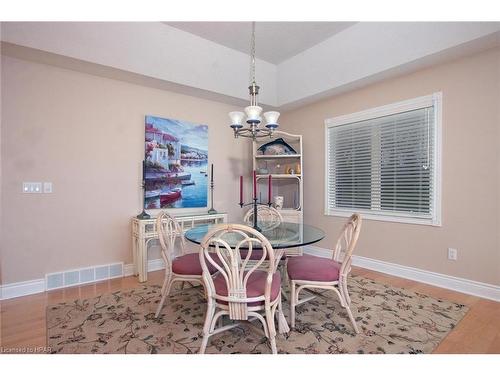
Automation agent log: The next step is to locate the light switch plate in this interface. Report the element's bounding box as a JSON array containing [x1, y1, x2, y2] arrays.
[[23, 182, 42, 193], [448, 248, 458, 261], [43, 182, 53, 193]]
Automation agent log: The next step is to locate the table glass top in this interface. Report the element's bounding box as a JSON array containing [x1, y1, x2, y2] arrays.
[[184, 222, 325, 249]]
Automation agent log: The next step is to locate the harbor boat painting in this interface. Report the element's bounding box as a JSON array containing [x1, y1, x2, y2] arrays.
[[144, 115, 208, 209]]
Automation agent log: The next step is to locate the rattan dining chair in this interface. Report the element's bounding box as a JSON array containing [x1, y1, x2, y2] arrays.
[[243, 205, 288, 282], [155, 211, 219, 318], [287, 214, 362, 333], [198, 224, 289, 354], [243, 205, 283, 230]]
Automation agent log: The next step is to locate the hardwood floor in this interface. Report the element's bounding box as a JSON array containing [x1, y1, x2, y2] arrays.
[[1, 267, 499, 353]]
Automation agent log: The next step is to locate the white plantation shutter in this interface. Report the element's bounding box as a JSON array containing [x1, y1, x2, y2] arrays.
[[325, 94, 441, 225]]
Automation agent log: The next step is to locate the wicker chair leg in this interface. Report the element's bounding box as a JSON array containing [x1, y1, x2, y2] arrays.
[[343, 281, 352, 306], [160, 272, 170, 296], [156, 274, 174, 318], [345, 304, 359, 334], [265, 308, 278, 354], [165, 278, 174, 297], [290, 281, 296, 328], [339, 282, 358, 334], [199, 303, 215, 354], [155, 291, 168, 318], [277, 296, 290, 334], [268, 334, 278, 354]]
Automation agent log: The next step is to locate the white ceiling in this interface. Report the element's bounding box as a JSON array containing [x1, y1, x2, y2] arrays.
[[165, 22, 356, 64], [2, 22, 500, 109]]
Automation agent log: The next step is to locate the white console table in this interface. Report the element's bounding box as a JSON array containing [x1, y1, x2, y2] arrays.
[[131, 212, 228, 282]]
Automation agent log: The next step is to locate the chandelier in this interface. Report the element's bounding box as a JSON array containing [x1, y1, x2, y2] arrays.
[[229, 22, 280, 139]]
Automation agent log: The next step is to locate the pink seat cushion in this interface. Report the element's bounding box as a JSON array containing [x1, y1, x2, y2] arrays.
[[172, 253, 218, 276], [287, 254, 341, 282], [239, 249, 287, 261], [213, 270, 281, 306]]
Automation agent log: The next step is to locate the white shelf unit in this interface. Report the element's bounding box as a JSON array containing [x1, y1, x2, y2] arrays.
[[256, 174, 302, 178], [253, 131, 303, 225], [254, 154, 302, 159]]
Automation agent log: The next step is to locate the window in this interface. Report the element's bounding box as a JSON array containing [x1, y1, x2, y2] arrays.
[[325, 93, 441, 226]]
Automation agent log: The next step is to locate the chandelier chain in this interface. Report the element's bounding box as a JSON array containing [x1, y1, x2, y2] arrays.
[[250, 21, 256, 85], [229, 21, 279, 140]]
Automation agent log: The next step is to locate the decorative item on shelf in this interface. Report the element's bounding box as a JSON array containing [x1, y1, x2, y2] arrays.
[[285, 166, 296, 175], [257, 161, 268, 175], [208, 163, 217, 214], [296, 163, 301, 175], [257, 168, 269, 174], [238, 170, 272, 232], [274, 196, 284, 210], [229, 22, 279, 140], [136, 160, 151, 220], [257, 137, 297, 155], [275, 163, 281, 174]]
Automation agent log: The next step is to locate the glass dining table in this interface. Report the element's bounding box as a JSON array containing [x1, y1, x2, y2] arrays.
[[184, 221, 325, 250], [184, 221, 325, 335]]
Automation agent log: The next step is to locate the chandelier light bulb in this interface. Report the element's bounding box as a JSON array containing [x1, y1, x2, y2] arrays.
[[229, 111, 245, 127], [244, 106, 263, 122], [264, 111, 280, 125]]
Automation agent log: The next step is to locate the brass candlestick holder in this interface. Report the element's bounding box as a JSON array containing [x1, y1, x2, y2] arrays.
[[136, 180, 151, 220], [136, 160, 150, 220], [208, 179, 217, 214], [239, 199, 272, 232]]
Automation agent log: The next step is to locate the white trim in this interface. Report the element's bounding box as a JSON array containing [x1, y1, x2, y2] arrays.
[[124, 258, 166, 276], [324, 94, 436, 127], [324, 92, 443, 227], [0, 279, 45, 300], [325, 208, 442, 227], [433, 92, 443, 227], [0, 258, 167, 300], [123, 263, 135, 277], [303, 245, 500, 302], [146, 258, 166, 272]]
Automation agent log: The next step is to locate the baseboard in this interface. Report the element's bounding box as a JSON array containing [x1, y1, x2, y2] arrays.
[[5, 251, 498, 303], [0, 278, 46, 300], [0, 258, 167, 301], [303, 245, 500, 302], [123, 263, 135, 277], [123, 258, 165, 277]]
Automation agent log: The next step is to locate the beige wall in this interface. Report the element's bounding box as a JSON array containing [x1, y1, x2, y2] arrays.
[[281, 47, 500, 285], [0, 55, 251, 284], [2, 48, 499, 287]]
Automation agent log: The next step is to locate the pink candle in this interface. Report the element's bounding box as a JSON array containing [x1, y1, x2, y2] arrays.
[[268, 174, 272, 205], [239, 176, 243, 205], [253, 170, 257, 199]]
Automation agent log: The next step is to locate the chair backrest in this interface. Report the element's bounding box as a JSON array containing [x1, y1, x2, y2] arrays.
[[243, 206, 283, 230], [332, 214, 362, 278], [156, 211, 186, 271], [199, 224, 283, 320]]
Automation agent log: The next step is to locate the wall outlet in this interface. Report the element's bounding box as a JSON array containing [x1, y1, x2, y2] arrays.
[[448, 248, 458, 261]]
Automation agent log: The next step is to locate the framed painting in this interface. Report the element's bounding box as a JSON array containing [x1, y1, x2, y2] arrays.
[[144, 115, 208, 209]]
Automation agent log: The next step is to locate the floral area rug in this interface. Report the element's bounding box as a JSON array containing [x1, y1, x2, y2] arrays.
[[46, 276, 468, 354]]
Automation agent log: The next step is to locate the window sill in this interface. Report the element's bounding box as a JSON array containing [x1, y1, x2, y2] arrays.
[[324, 209, 441, 227]]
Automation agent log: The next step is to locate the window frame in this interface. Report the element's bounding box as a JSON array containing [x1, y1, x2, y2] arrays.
[[324, 93, 442, 226]]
